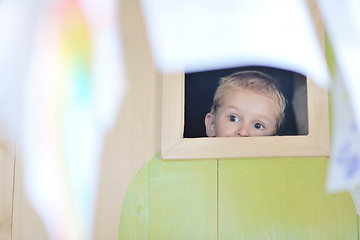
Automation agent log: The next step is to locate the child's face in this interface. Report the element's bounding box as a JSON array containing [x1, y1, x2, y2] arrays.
[[205, 89, 279, 137]]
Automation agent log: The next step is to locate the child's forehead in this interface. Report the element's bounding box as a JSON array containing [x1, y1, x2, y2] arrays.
[[223, 88, 267, 98], [222, 86, 265, 98], [220, 88, 281, 109]]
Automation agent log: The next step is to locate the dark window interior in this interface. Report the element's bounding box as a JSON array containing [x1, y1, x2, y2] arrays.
[[184, 66, 308, 138]]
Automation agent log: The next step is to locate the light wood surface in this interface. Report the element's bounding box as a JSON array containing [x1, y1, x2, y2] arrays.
[[0, 144, 15, 240], [1, 0, 161, 239], [93, 0, 161, 238], [161, 73, 184, 157], [11, 159, 48, 240], [1, 0, 358, 239]]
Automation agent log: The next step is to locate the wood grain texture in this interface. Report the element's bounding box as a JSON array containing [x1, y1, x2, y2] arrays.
[[93, 0, 161, 238], [286, 158, 357, 239], [2, 0, 160, 238], [119, 159, 150, 240], [119, 153, 217, 240], [162, 135, 329, 159], [11, 160, 48, 240], [161, 73, 184, 157], [218, 157, 358, 240], [0, 144, 15, 240]]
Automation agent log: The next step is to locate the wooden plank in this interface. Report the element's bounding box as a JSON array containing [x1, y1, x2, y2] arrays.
[[161, 72, 184, 157], [163, 135, 329, 159], [119, 159, 151, 240], [119, 153, 218, 240], [11, 160, 48, 240], [218, 158, 358, 240], [148, 154, 217, 240], [218, 158, 288, 239], [287, 158, 358, 239], [0, 144, 15, 240], [93, 0, 161, 237]]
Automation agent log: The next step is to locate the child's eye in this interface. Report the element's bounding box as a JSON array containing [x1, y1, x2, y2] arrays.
[[228, 115, 240, 122], [253, 122, 265, 130]]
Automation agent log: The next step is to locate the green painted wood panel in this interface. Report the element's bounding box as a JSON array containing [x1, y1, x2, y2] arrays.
[[218, 158, 287, 239], [120, 154, 358, 239], [148, 155, 218, 240], [119, 153, 217, 240], [219, 157, 358, 240], [119, 159, 150, 240], [287, 158, 357, 239]]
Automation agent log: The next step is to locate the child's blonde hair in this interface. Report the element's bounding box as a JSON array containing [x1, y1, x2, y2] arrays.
[[210, 70, 286, 131]]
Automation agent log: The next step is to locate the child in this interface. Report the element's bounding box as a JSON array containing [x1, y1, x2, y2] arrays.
[[204, 70, 286, 137]]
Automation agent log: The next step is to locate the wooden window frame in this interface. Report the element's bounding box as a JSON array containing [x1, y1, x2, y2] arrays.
[[161, 72, 330, 159]]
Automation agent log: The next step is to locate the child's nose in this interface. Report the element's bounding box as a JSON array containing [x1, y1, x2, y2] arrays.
[[236, 125, 250, 137]]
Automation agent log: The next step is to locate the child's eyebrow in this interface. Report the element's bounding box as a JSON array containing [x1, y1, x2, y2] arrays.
[[256, 116, 273, 125], [226, 106, 240, 111]]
